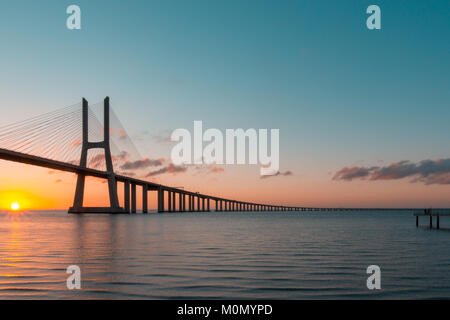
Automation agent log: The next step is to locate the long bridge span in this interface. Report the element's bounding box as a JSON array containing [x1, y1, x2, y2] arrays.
[[0, 97, 307, 214], [0, 145, 300, 213], [0, 97, 418, 214]]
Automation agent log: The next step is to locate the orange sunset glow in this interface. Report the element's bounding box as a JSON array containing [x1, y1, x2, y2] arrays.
[[2, 158, 450, 211]]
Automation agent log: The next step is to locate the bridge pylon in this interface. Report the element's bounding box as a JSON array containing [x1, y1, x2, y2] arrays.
[[68, 97, 126, 214]]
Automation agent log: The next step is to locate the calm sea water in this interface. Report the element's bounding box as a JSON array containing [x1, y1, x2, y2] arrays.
[[0, 210, 449, 299]]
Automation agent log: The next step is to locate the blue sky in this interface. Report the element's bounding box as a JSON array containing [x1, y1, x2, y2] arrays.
[[0, 1, 449, 207]]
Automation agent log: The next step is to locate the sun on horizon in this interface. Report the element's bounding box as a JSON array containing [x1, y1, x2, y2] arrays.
[[10, 202, 20, 211]]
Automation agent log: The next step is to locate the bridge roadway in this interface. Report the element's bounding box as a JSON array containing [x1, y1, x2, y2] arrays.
[[0, 147, 423, 213]]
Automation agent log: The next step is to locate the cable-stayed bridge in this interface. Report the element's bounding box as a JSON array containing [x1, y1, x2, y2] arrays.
[[0, 97, 305, 214]]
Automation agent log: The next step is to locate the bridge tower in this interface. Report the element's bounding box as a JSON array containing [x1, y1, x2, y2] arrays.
[[68, 97, 126, 213]]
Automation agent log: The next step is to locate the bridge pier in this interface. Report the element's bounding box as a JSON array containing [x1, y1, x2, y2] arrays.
[[68, 97, 126, 214], [172, 192, 176, 211], [173, 192, 177, 212], [173, 191, 176, 211], [124, 181, 130, 213], [158, 187, 164, 212], [142, 185, 148, 213], [131, 183, 137, 213], [172, 191, 176, 212]]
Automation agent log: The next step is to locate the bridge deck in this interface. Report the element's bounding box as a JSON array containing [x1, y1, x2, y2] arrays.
[[2, 147, 449, 213]]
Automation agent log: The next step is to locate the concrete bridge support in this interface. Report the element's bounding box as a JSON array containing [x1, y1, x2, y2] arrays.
[[69, 97, 124, 214], [131, 183, 137, 213], [124, 181, 130, 213], [173, 192, 176, 211], [158, 187, 164, 212], [142, 185, 148, 213]]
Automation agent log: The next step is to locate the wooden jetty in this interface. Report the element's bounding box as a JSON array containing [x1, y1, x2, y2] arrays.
[[414, 209, 450, 229]]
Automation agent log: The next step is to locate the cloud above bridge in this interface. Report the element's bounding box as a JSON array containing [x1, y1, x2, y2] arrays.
[[146, 163, 187, 177], [120, 158, 165, 170], [333, 158, 450, 185], [260, 170, 293, 179]]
